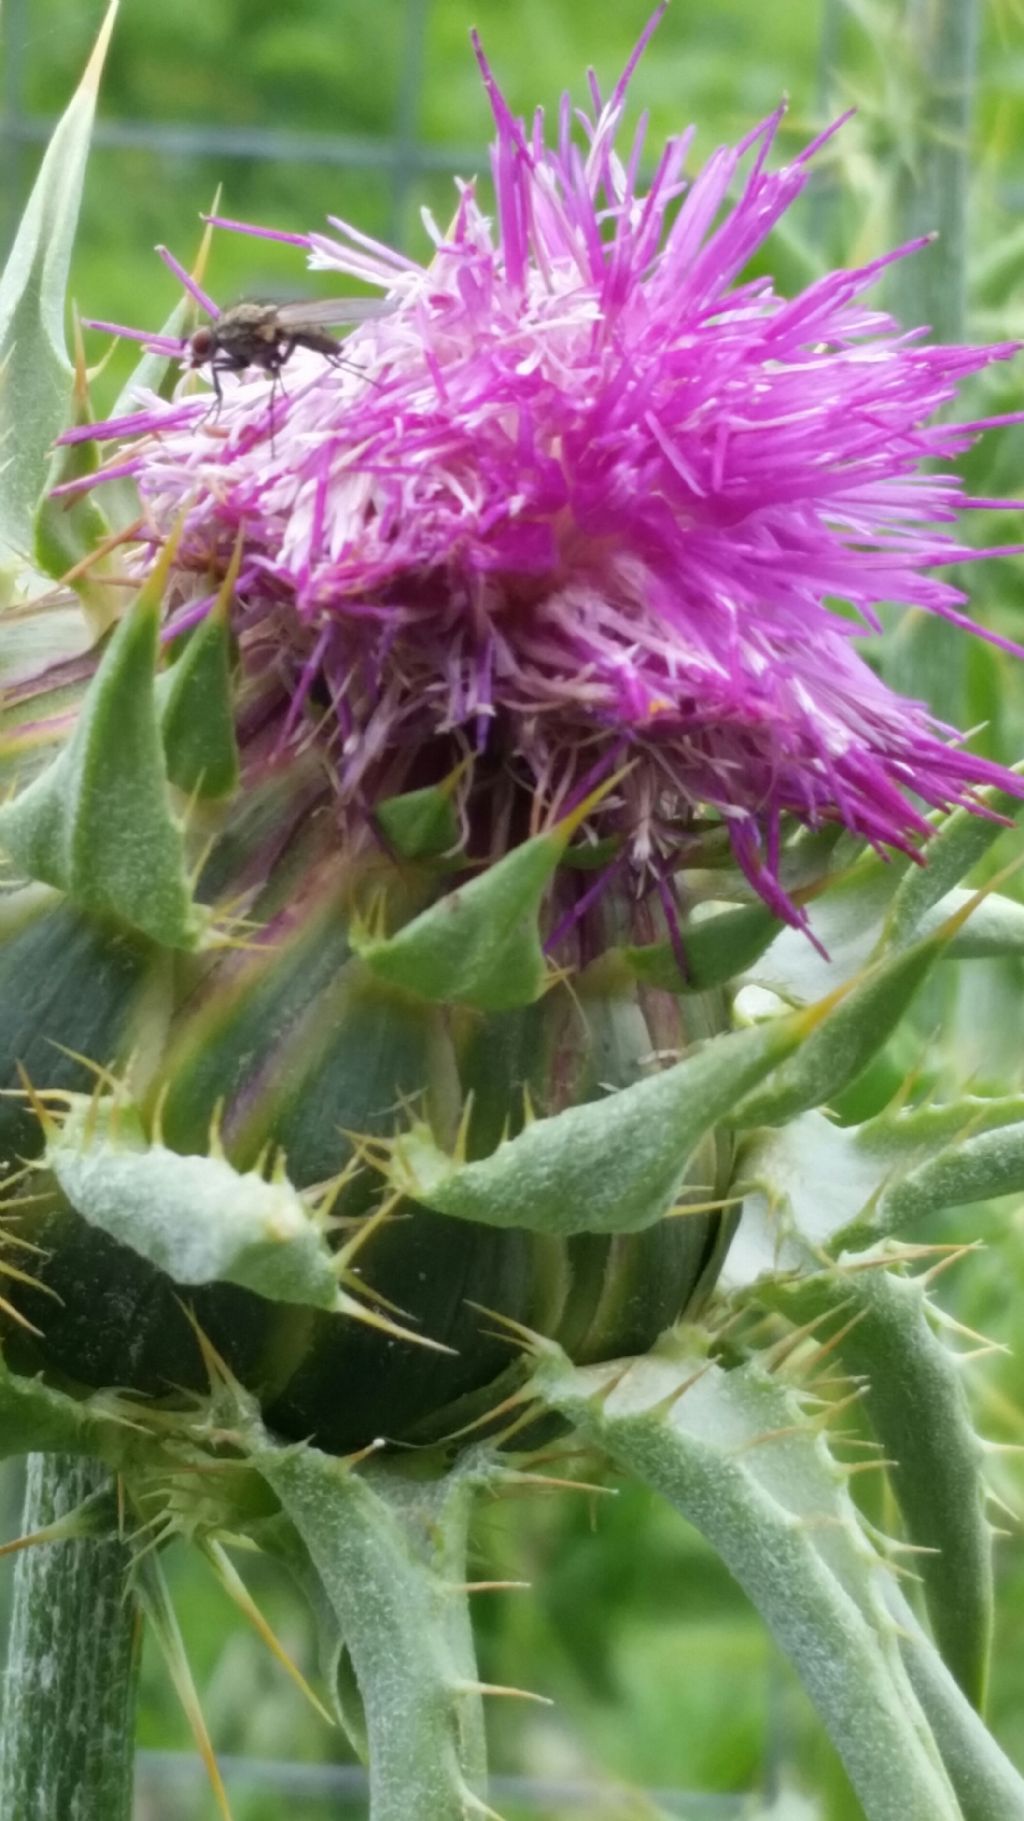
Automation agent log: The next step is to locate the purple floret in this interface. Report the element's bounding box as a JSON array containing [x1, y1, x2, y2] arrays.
[[67, 11, 1024, 926]]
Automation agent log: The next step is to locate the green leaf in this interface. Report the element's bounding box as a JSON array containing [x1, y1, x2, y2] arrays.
[[253, 1444, 488, 1821], [259, 964, 456, 1195], [374, 779, 461, 862], [158, 562, 240, 799], [561, 834, 620, 871], [188, 750, 323, 907], [45, 1093, 341, 1311], [258, 1517, 369, 1757], [745, 784, 1024, 1004], [0, 3, 118, 571], [855, 1118, 1024, 1248], [0, 549, 203, 949], [380, 1010, 803, 1236], [356, 779, 630, 1011], [726, 1110, 880, 1282], [0, 1351, 157, 1472], [621, 900, 783, 993], [974, 215, 1024, 303], [33, 333, 113, 609], [355, 822, 570, 1011], [734, 928, 947, 1128], [890, 1585, 1024, 1821], [730, 1094, 1024, 1274], [883, 779, 1024, 953], [914, 887, 1024, 960], [536, 1339, 964, 1821], [0, 601, 93, 698], [759, 1267, 993, 1707], [744, 856, 906, 1002], [0, 1354, 111, 1462]]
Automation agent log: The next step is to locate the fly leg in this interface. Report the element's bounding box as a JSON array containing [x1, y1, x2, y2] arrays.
[[201, 350, 249, 429], [263, 338, 295, 455]]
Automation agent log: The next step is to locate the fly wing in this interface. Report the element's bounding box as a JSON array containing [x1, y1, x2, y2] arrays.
[[273, 297, 395, 330]]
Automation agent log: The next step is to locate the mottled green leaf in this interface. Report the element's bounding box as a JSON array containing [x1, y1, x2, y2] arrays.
[[536, 1340, 963, 1821], [730, 1094, 1024, 1275], [760, 1267, 993, 1707]]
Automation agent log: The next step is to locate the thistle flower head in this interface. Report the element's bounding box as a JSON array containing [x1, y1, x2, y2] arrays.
[[70, 11, 1023, 929]]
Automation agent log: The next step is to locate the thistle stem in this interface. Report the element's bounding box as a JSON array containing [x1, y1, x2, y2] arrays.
[[891, 0, 978, 344], [0, 1455, 139, 1821], [260, 1446, 489, 1821], [808, 0, 844, 253], [887, 0, 979, 724]]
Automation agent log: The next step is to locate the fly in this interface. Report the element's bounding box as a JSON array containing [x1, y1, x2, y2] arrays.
[[188, 298, 392, 402]]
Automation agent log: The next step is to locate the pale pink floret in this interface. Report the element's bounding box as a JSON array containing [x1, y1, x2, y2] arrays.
[[67, 12, 1024, 924]]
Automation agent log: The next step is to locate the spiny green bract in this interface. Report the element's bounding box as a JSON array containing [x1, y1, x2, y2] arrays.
[[1, 12, 1024, 1821], [2, 556, 1023, 1819]]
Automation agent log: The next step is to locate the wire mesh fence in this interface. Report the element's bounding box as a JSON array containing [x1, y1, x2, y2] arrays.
[[136, 1750, 766, 1818], [0, 0, 475, 251]]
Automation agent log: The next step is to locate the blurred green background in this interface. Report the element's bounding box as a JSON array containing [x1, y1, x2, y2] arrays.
[[3, 2, 1024, 1816]]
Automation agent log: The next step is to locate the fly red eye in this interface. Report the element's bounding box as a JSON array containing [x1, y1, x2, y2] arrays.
[[190, 326, 214, 361]]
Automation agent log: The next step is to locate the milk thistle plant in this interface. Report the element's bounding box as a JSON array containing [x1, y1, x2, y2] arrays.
[[2, 6, 1024, 1818]]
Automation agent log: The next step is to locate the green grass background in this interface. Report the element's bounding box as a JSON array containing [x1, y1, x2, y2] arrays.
[[3, 2, 1024, 1816]]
